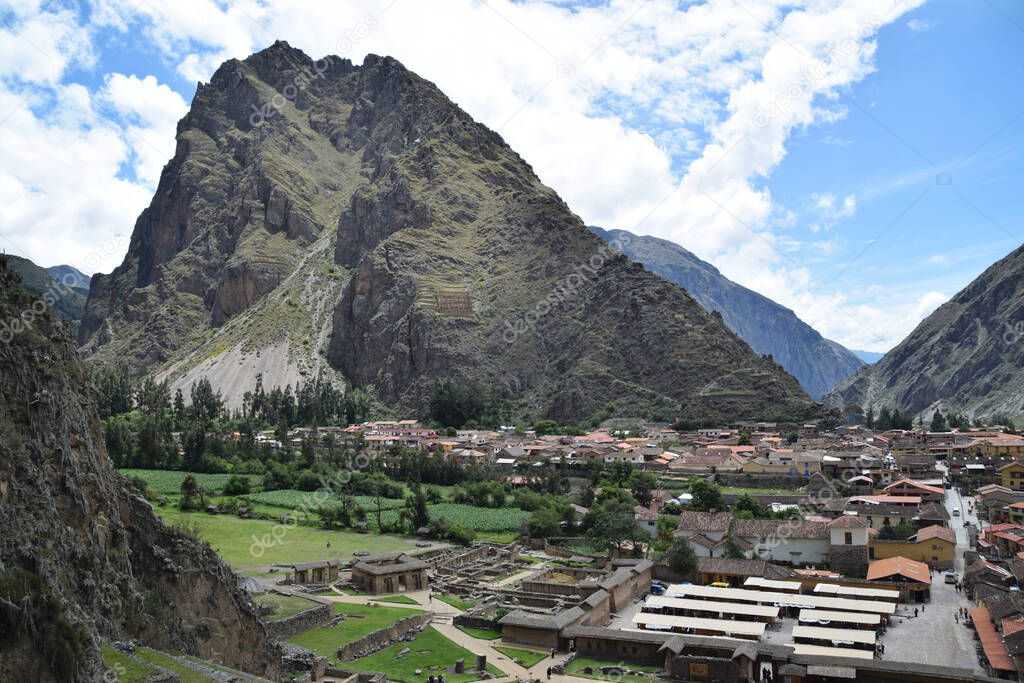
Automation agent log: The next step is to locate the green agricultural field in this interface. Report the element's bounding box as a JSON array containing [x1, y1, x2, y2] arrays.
[[345, 626, 503, 683], [256, 592, 320, 620], [289, 603, 425, 664], [239, 489, 406, 513], [494, 645, 546, 668], [155, 508, 417, 570], [426, 504, 529, 532], [120, 469, 258, 496], [102, 644, 159, 682]]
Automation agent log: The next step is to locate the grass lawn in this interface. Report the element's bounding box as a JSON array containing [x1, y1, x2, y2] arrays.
[[494, 646, 546, 668], [289, 603, 425, 664], [435, 594, 476, 611], [476, 531, 517, 543], [565, 656, 662, 683], [135, 648, 212, 683], [256, 592, 320, 620], [154, 508, 416, 570], [456, 625, 503, 640], [372, 595, 419, 605], [717, 485, 792, 495], [346, 626, 503, 683], [101, 645, 158, 682]]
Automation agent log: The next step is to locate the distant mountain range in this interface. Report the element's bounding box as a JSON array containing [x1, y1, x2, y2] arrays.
[[851, 349, 884, 364], [6, 255, 89, 333], [75, 42, 823, 425], [591, 227, 864, 399], [47, 263, 91, 289], [827, 243, 1024, 420]]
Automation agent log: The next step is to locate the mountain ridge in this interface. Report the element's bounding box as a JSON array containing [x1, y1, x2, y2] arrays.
[[826, 242, 1024, 420], [590, 227, 864, 399], [80, 42, 823, 425]]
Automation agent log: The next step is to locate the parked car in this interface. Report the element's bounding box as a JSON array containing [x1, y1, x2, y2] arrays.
[[952, 508, 961, 516], [944, 570, 957, 584]]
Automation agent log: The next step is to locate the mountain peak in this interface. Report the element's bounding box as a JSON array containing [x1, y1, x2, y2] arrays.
[[80, 47, 820, 423]]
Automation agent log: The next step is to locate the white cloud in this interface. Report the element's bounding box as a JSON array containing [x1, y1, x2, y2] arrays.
[[907, 18, 934, 32], [1, 0, 931, 353], [101, 74, 189, 186]]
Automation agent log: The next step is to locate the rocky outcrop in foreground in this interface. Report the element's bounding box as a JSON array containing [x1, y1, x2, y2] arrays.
[[0, 257, 276, 681]]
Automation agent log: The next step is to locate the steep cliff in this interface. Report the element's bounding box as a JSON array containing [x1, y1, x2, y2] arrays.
[[827, 243, 1024, 420], [590, 227, 864, 399], [0, 257, 276, 681], [81, 42, 821, 423]]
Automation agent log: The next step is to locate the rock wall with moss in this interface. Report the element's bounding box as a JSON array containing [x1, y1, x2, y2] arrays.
[[0, 257, 276, 681]]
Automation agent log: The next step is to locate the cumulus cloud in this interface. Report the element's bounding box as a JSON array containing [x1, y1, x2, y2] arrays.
[[2, 0, 931, 351]]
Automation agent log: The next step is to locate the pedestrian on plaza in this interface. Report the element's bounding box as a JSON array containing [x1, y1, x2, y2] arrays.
[[914, 607, 918, 617], [546, 667, 551, 680]]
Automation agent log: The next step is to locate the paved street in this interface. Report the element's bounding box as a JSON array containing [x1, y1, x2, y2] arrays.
[[878, 482, 983, 673]]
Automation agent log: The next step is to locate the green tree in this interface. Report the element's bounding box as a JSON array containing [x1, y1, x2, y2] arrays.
[[689, 479, 723, 511], [223, 475, 251, 496], [179, 474, 204, 511], [528, 506, 562, 538], [929, 410, 948, 432], [629, 471, 658, 508], [722, 535, 746, 559], [403, 485, 431, 531], [666, 536, 698, 576]]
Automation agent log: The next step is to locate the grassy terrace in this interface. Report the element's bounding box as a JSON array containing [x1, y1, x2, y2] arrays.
[[102, 645, 158, 682], [344, 626, 504, 683], [456, 625, 502, 640], [256, 592, 320, 620], [565, 657, 663, 683], [435, 594, 476, 611], [289, 603, 425, 665], [154, 508, 416, 570], [493, 645, 546, 668]]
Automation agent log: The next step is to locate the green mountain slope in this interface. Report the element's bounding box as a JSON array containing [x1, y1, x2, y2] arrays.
[[5, 254, 88, 331], [827, 243, 1024, 421], [590, 227, 864, 399], [80, 42, 821, 424]]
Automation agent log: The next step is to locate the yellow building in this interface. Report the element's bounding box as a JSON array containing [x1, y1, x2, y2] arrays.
[[999, 461, 1024, 491], [973, 437, 1024, 458], [868, 525, 955, 569]]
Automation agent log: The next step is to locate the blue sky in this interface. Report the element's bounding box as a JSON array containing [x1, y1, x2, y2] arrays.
[[0, 0, 1021, 353]]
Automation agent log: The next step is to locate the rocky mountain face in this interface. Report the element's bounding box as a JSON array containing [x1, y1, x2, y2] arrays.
[[6, 255, 89, 334], [80, 42, 820, 423], [591, 227, 863, 399], [0, 258, 276, 681], [827, 243, 1024, 420]]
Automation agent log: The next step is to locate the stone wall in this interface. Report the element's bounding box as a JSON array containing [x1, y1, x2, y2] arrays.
[[830, 543, 869, 577], [666, 655, 740, 682], [266, 603, 333, 640], [337, 613, 434, 661]]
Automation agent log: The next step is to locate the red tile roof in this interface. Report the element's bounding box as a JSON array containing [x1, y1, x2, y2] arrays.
[[866, 556, 931, 584], [972, 605, 1017, 672]]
